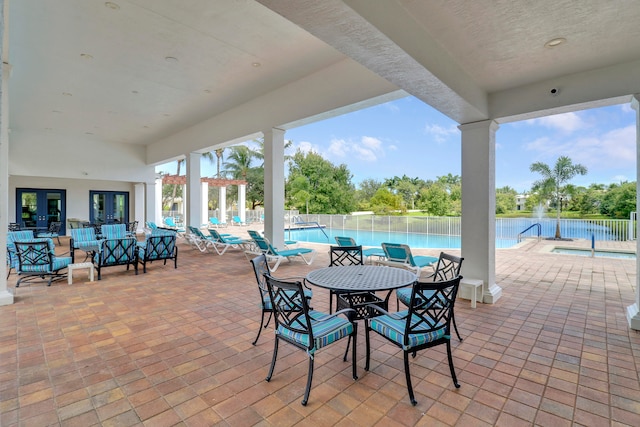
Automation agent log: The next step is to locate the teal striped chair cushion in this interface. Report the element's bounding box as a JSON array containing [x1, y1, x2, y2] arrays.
[[101, 224, 128, 239], [370, 310, 446, 351], [396, 288, 438, 307], [71, 228, 97, 242], [276, 310, 353, 353], [20, 256, 71, 273], [262, 289, 312, 310]]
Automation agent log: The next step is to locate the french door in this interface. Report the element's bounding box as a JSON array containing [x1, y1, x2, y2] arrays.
[[16, 188, 66, 233], [90, 191, 129, 224]]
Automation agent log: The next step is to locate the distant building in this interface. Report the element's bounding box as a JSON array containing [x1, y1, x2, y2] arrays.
[[515, 194, 528, 211]]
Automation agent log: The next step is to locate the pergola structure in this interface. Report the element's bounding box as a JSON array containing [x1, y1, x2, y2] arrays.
[[161, 175, 248, 226]]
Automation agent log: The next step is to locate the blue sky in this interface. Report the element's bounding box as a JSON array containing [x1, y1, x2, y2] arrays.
[[171, 96, 636, 193]]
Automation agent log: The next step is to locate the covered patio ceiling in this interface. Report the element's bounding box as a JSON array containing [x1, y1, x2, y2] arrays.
[[8, 0, 640, 166]]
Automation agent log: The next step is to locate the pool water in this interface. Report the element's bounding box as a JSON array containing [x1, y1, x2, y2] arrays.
[[551, 247, 636, 259], [285, 228, 517, 249]]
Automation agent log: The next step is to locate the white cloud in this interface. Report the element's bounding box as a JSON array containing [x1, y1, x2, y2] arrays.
[[425, 123, 458, 143], [527, 112, 586, 133], [295, 140, 320, 154], [524, 125, 636, 172], [326, 136, 385, 162]]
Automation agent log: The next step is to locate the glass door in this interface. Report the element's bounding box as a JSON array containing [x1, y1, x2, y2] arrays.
[[16, 189, 66, 233], [90, 191, 128, 224]]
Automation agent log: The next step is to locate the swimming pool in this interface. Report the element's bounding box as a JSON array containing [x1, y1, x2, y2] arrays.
[[285, 228, 518, 249], [551, 247, 636, 259]]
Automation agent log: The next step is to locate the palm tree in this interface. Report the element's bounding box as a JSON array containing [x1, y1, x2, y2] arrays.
[[214, 148, 225, 179], [224, 145, 255, 179], [530, 156, 587, 239]]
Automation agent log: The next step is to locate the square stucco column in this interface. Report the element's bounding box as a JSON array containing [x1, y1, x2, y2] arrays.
[[219, 186, 227, 224], [186, 152, 201, 228], [152, 177, 163, 226], [134, 183, 145, 233], [459, 120, 502, 304], [238, 184, 246, 224], [201, 182, 209, 226], [263, 128, 285, 248], [0, 58, 13, 306], [626, 95, 640, 330]]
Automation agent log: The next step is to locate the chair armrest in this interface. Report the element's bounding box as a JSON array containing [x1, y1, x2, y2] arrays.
[[368, 304, 406, 320], [308, 308, 356, 322]]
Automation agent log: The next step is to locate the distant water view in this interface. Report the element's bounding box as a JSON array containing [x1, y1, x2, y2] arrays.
[[285, 228, 518, 249], [284, 214, 634, 249]]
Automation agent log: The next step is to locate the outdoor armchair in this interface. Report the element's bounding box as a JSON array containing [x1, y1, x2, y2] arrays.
[[396, 252, 465, 340], [70, 227, 102, 263], [93, 237, 139, 280], [249, 254, 312, 345], [37, 221, 62, 244], [14, 239, 72, 287], [100, 223, 128, 239], [334, 236, 385, 264], [138, 233, 178, 273], [365, 275, 462, 405], [264, 273, 357, 406], [7, 230, 35, 278]]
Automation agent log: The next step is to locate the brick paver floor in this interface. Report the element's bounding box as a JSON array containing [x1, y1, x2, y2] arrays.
[[1, 228, 639, 426]]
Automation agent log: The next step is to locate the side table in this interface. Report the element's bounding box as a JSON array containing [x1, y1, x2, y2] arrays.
[[68, 262, 95, 284]]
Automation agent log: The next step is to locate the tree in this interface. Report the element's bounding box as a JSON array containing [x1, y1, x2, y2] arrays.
[[530, 156, 588, 239], [370, 188, 404, 214], [496, 186, 517, 214], [417, 183, 451, 216], [355, 178, 382, 210], [601, 182, 636, 219], [286, 150, 356, 214]]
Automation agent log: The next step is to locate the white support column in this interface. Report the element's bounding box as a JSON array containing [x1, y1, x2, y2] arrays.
[[459, 120, 502, 304], [264, 128, 286, 248], [134, 183, 145, 234], [145, 179, 156, 228], [186, 152, 201, 228], [219, 186, 227, 224], [154, 177, 163, 226], [0, 56, 13, 305], [238, 184, 246, 224], [201, 182, 209, 227], [626, 94, 640, 330]]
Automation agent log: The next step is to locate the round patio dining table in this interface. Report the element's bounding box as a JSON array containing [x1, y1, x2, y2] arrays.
[[305, 265, 417, 293], [306, 265, 417, 320]]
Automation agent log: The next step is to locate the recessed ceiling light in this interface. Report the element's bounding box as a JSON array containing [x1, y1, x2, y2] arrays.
[[52, 110, 62, 113], [80, 53, 93, 60], [132, 90, 139, 94], [544, 37, 566, 48], [85, 132, 94, 135], [164, 113, 171, 117], [252, 62, 261, 67], [165, 56, 179, 63], [105, 2, 120, 10], [203, 89, 212, 94], [62, 92, 72, 96]]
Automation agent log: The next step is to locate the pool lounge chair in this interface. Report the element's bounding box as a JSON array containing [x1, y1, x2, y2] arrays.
[[186, 226, 216, 253], [209, 217, 228, 228], [334, 236, 385, 264], [248, 229, 297, 248], [163, 217, 185, 235], [378, 242, 438, 276], [208, 228, 251, 255], [245, 234, 316, 272], [232, 215, 246, 226]]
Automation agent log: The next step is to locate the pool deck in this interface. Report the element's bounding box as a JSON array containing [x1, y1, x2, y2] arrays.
[[1, 227, 639, 426]]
